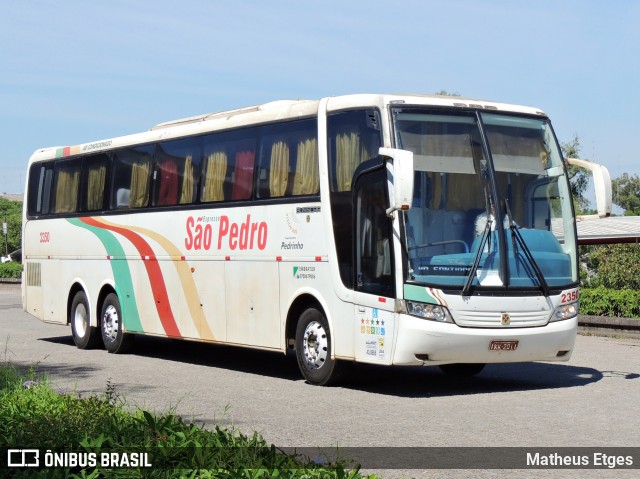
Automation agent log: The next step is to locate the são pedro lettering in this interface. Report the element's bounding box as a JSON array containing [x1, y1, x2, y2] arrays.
[[185, 214, 268, 251]]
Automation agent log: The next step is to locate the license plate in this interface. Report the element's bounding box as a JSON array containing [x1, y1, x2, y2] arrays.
[[490, 340, 519, 351]]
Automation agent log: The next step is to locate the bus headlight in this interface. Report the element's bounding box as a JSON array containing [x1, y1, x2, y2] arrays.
[[551, 302, 579, 321], [405, 301, 453, 323]]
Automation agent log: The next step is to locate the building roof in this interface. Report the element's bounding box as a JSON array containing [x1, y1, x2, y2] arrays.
[[576, 216, 640, 245]]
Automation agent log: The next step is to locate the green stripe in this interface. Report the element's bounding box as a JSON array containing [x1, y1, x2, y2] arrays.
[[67, 218, 143, 332], [403, 284, 439, 304]]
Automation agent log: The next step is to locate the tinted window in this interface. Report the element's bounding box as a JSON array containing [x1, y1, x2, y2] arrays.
[[81, 154, 110, 212], [328, 110, 381, 192], [27, 163, 54, 217], [53, 159, 82, 214], [201, 129, 257, 203], [327, 109, 382, 288], [257, 119, 319, 198], [111, 145, 154, 209], [153, 138, 202, 207]]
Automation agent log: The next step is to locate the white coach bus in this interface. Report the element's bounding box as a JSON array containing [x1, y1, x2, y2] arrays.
[[22, 94, 606, 385]]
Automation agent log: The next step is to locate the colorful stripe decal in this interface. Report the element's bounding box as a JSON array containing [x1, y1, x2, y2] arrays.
[[80, 217, 181, 338], [56, 145, 82, 158], [67, 218, 143, 332], [97, 218, 215, 341], [403, 283, 448, 307]]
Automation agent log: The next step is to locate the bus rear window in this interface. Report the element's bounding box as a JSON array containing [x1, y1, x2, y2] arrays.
[[26, 163, 53, 218]]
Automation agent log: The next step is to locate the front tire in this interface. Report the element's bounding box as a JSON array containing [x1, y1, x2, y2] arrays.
[[100, 292, 133, 354], [70, 290, 100, 349], [295, 307, 340, 386]]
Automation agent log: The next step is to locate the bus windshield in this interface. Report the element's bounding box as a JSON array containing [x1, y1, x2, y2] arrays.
[[393, 108, 577, 292]]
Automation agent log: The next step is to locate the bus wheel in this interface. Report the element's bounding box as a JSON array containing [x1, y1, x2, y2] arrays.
[[439, 363, 485, 377], [295, 307, 340, 386], [70, 291, 100, 349], [100, 293, 133, 354]]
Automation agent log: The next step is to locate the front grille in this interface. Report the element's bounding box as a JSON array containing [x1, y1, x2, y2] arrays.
[[453, 309, 550, 328]]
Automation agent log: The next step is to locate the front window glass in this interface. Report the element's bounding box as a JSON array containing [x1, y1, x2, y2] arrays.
[[394, 108, 577, 291], [483, 113, 577, 287]]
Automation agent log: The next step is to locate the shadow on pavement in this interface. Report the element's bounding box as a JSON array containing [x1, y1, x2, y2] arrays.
[[37, 333, 606, 398]]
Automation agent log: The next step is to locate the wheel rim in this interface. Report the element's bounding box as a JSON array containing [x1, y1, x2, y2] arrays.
[[73, 303, 88, 338], [102, 304, 119, 343], [302, 320, 328, 370]]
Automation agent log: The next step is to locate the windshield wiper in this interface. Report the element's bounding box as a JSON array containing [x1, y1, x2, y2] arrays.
[[504, 199, 550, 296], [462, 187, 492, 296]]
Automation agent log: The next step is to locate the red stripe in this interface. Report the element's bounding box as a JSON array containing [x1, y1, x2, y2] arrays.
[[81, 217, 181, 338], [63, 146, 71, 157]]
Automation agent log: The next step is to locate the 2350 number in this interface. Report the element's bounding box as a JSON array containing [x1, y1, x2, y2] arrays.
[[561, 290, 579, 303]]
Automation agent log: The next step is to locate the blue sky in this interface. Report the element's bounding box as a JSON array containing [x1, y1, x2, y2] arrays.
[[1, 0, 639, 195]]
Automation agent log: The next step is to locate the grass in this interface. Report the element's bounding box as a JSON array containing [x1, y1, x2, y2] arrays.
[[0, 362, 378, 479]]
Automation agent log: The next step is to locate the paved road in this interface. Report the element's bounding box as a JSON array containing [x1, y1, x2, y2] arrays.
[[1, 284, 639, 478]]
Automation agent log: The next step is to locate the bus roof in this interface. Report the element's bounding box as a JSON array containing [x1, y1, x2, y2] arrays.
[[27, 94, 547, 164]]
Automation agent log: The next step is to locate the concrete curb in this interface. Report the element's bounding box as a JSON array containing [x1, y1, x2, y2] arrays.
[[578, 315, 640, 339]]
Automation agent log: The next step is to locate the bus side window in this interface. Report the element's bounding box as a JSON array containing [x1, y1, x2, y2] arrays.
[[27, 163, 54, 217], [52, 159, 82, 214], [111, 146, 154, 209], [154, 159, 178, 206], [154, 138, 202, 207], [258, 136, 291, 198], [202, 132, 255, 203], [82, 154, 110, 212], [230, 145, 255, 200], [257, 119, 318, 199]]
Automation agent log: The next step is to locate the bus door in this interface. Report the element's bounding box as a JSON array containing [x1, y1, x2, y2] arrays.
[[353, 168, 396, 365]]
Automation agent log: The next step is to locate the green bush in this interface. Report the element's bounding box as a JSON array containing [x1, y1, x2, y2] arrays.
[[580, 244, 640, 290], [0, 261, 21, 279], [0, 364, 374, 479], [580, 287, 640, 318]]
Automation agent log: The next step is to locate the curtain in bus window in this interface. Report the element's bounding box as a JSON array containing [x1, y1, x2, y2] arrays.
[[55, 167, 80, 213], [429, 173, 443, 209], [269, 141, 289, 197], [179, 155, 194, 204], [156, 160, 178, 206], [336, 131, 368, 192], [231, 150, 255, 200], [130, 159, 151, 208], [202, 152, 227, 202], [446, 174, 484, 211], [87, 164, 106, 211], [292, 138, 319, 195]]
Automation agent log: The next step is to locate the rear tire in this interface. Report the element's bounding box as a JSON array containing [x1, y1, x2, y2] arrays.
[[100, 292, 133, 354], [295, 307, 341, 386], [70, 290, 100, 349], [439, 363, 485, 377]]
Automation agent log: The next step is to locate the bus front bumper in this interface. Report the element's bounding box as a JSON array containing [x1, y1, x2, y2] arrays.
[[392, 314, 578, 366]]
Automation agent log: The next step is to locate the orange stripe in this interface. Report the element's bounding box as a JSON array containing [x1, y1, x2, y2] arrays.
[[83, 217, 181, 338]]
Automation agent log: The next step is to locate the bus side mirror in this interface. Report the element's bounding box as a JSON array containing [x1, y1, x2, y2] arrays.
[[566, 158, 612, 218], [379, 147, 414, 216]]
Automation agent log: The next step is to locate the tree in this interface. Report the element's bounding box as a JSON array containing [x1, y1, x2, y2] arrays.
[[560, 135, 591, 214], [612, 173, 640, 216], [434, 90, 460, 97], [0, 198, 22, 254]]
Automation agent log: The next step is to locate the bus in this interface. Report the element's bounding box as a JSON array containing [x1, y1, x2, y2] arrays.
[[22, 94, 609, 385]]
